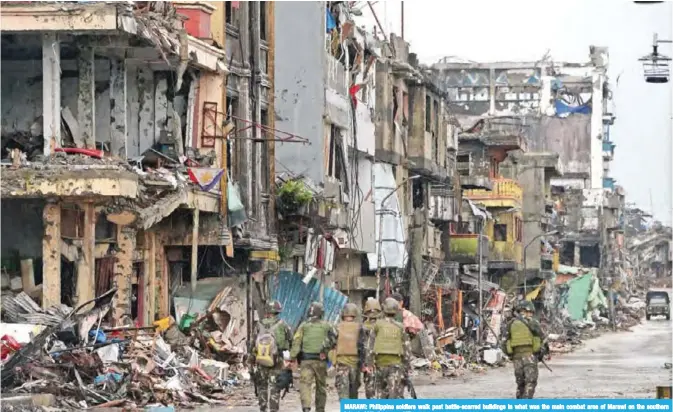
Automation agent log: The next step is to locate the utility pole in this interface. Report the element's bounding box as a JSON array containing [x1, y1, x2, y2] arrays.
[[477, 216, 484, 344]]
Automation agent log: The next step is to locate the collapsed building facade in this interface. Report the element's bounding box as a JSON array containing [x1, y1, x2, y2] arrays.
[[0, 1, 279, 339]]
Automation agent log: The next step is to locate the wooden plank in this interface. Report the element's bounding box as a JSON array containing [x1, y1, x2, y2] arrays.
[[42, 202, 61, 308]]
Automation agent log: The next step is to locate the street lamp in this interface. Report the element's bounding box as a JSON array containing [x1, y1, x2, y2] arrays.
[[375, 175, 421, 299], [639, 33, 672, 84], [522, 230, 559, 296]]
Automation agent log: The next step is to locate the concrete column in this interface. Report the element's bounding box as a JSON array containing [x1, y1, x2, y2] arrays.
[[113, 225, 136, 323], [191, 208, 200, 292], [574, 243, 581, 266], [42, 202, 61, 309], [157, 235, 169, 318], [42, 34, 61, 156], [110, 58, 128, 158], [77, 46, 96, 149], [144, 231, 157, 325], [76, 203, 96, 309]]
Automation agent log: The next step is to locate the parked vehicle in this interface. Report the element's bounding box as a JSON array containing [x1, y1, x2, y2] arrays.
[[645, 290, 670, 320]]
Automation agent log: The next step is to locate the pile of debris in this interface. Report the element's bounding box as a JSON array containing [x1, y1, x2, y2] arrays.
[[0, 289, 253, 409]]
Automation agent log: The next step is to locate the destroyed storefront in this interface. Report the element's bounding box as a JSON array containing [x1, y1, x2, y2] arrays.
[[0, 1, 259, 329]]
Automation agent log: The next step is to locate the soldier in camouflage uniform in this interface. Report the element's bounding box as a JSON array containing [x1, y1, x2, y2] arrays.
[[248, 300, 292, 412], [366, 297, 412, 399], [334, 303, 368, 399], [504, 300, 546, 399], [290, 302, 337, 412], [362, 298, 382, 399]]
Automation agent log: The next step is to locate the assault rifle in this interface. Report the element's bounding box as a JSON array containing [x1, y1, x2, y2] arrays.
[[404, 371, 417, 399], [277, 368, 294, 399]]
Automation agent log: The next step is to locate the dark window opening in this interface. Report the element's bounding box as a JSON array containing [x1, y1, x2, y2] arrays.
[[541, 259, 553, 270], [260, 1, 267, 41], [425, 94, 431, 132], [515, 218, 523, 242], [579, 244, 600, 268], [433, 100, 439, 135], [560, 241, 575, 266], [402, 92, 409, 124], [328, 125, 349, 194], [412, 179, 425, 209], [392, 86, 399, 125], [494, 224, 507, 241], [225, 2, 232, 24]]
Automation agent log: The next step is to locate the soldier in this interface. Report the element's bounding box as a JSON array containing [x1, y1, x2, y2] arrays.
[[366, 297, 412, 399], [334, 303, 368, 399], [248, 300, 292, 412], [392, 292, 405, 323], [290, 302, 337, 412], [504, 300, 547, 399], [362, 298, 382, 399]]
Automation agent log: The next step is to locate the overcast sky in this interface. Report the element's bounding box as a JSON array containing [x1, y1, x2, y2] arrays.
[[359, 0, 673, 224]]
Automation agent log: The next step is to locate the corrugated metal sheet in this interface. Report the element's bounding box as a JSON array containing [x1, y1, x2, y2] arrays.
[[268, 270, 348, 332]]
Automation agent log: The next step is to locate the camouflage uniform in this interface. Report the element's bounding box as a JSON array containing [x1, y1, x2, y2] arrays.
[[290, 302, 337, 412], [362, 298, 382, 399], [334, 303, 368, 399], [249, 301, 292, 412], [504, 301, 546, 399], [366, 298, 412, 399]]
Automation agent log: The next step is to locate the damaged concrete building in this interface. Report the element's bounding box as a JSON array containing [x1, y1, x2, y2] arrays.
[[0, 1, 277, 338], [272, 1, 379, 308], [433, 46, 624, 293]]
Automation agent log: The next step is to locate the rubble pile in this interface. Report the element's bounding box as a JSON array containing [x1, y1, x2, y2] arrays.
[[0, 288, 254, 409]]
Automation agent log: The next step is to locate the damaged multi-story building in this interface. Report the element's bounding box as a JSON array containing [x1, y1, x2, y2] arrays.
[[0, 1, 278, 339], [433, 45, 623, 292], [272, 1, 379, 308]]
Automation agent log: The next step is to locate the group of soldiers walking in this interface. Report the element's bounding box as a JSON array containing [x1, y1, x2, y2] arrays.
[[248, 295, 546, 411], [248, 295, 411, 411]]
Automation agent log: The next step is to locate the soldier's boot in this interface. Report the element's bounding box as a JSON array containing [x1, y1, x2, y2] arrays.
[[302, 409, 311, 412]]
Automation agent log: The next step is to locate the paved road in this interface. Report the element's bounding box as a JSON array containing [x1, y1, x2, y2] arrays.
[[229, 318, 672, 411]]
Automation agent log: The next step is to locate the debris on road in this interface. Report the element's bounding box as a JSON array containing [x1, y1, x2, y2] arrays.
[[0, 287, 256, 409]]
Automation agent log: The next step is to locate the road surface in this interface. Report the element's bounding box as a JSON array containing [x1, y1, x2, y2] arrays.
[[230, 318, 672, 411]]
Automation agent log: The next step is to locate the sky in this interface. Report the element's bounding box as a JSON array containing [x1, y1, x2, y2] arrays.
[[358, 0, 673, 224]]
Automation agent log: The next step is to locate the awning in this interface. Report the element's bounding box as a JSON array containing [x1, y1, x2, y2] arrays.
[[465, 198, 492, 220]]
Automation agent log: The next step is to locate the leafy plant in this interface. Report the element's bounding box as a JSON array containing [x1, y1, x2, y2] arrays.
[[277, 180, 313, 212]]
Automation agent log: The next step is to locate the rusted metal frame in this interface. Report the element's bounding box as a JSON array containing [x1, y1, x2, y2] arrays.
[[201, 101, 219, 148]]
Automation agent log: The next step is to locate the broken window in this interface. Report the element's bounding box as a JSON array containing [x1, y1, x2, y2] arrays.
[[457, 153, 471, 177], [328, 125, 349, 194], [560, 241, 575, 266], [490, 157, 499, 179], [579, 244, 600, 268], [260, 1, 267, 41], [433, 99, 439, 163], [494, 224, 507, 242], [425, 94, 431, 132], [412, 179, 425, 209]]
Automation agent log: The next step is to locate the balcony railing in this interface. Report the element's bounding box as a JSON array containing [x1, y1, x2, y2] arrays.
[[449, 234, 489, 263], [490, 241, 522, 264], [463, 178, 522, 206]]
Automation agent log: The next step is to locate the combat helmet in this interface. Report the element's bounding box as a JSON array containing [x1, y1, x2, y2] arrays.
[[266, 300, 283, 314], [341, 303, 359, 319], [308, 301, 324, 318], [363, 298, 382, 316], [382, 297, 400, 315], [517, 300, 535, 313]]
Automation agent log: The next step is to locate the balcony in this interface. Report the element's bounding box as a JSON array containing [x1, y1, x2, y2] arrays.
[[463, 178, 522, 208], [449, 234, 489, 264], [488, 241, 522, 269]]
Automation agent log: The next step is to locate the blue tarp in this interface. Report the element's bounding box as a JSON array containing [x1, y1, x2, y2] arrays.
[[326, 8, 336, 32], [268, 270, 348, 332], [555, 99, 591, 116]]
